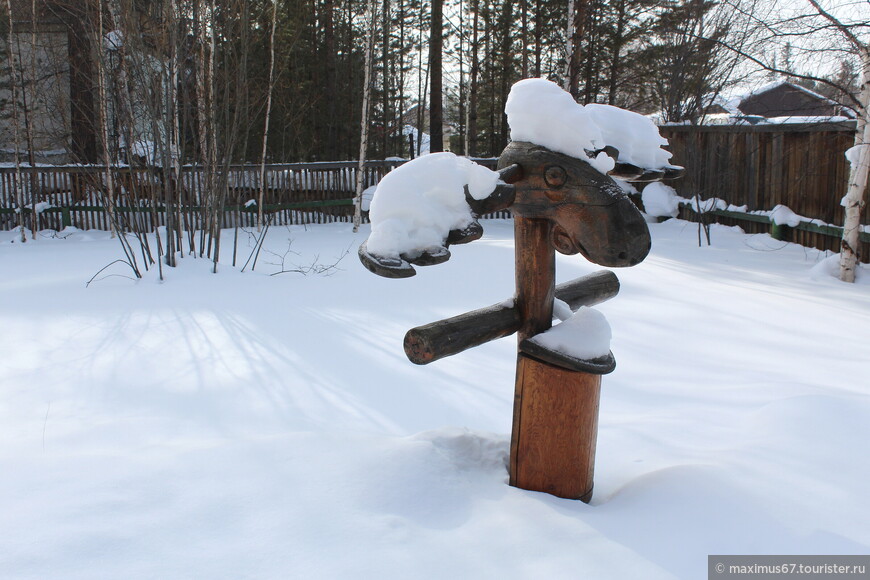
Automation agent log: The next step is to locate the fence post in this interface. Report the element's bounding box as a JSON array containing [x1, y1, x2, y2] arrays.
[[770, 222, 793, 242]]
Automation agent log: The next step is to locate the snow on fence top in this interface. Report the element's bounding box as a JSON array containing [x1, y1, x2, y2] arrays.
[[505, 78, 674, 174]]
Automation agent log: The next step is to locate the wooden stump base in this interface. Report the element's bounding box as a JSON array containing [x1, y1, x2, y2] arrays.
[[510, 354, 602, 502]]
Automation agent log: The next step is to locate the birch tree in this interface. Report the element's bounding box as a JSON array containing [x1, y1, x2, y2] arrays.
[[24, 0, 37, 236], [354, 0, 378, 233], [841, 45, 869, 282], [713, 0, 868, 281], [4, 0, 25, 241], [805, 1, 870, 282], [564, 0, 587, 100], [465, 0, 479, 156], [257, 0, 278, 231]]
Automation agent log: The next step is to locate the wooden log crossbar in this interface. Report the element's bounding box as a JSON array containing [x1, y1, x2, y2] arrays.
[[404, 270, 619, 368]]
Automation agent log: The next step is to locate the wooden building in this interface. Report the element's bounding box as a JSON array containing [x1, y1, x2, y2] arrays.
[[0, 0, 76, 162], [1, 0, 163, 164], [730, 81, 855, 120]]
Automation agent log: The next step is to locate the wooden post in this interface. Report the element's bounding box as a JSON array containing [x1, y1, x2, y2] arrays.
[[770, 222, 793, 242], [510, 214, 601, 502], [514, 216, 554, 343], [512, 355, 601, 501]]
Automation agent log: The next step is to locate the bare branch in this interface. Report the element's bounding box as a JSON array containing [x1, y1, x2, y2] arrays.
[[690, 30, 864, 111], [805, 0, 866, 49], [86, 259, 140, 287], [268, 244, 351, 277]]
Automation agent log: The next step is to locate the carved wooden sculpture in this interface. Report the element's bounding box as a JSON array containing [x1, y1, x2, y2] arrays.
[[359, 141, 681, 501]]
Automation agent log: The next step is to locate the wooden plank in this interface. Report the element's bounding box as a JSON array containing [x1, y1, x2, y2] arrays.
[[747, 132, 759, 209]]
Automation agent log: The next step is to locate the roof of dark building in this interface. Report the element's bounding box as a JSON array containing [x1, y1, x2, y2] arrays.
[[735, 81, 855, 119]]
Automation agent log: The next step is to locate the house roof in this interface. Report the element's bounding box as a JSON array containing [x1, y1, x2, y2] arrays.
[[727, 80, 855, 119]]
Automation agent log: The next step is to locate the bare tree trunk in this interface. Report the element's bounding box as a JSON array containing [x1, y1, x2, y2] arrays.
[[7, 0, 40, 239], [381, 0, 390, 157], [257, 0, 278, 231], [195, 0, 212, 255], [416, 6, 429, 157], [564, 0, 586, 100], [840, 47, 869, 283], [68, 12, 98, 163], [564, 0, 574, 91], [521, 0, 528, 78], [497, 0, 512, 149], [194, 0, 220, 263], [4, 0, 26, 242], [606, 0, 626, 105], [95, 0, 142, 274], [164, 0, 178, 266], [533, 0, 542, 77], [26, 0, 38, 237], [95, 1, 118, 238], [412, 6, 429, 157], [170, 0, 183, 260], [485, 5, 495, 154], [457, 0, 465, 154], [429, 0, 443, 153], [465, 0, 479, 156], [396, 0, 406, 156], [354, 0, 378, 233], [323, 0, 337, 158], [107, 0, 155, 268]]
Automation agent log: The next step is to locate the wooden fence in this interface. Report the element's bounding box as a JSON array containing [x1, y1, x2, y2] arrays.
[[659, 121, 868, 261], [0, 158, 503, 233], [2, 135, 866, 262]]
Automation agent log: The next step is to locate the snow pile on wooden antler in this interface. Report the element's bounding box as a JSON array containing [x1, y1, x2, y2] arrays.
[[505, 78, 675, 175], [362, 152, 502, 273]]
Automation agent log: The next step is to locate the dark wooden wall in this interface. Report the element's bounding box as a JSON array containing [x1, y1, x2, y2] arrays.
[[660, 122, 867, 260]]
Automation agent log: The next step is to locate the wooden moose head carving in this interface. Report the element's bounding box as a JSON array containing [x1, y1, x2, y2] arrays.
[[501, 141, 661, 268], [358, 81, 682, 501]]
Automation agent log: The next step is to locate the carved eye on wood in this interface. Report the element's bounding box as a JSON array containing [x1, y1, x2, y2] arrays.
[[543, 166, 568, 202], [544, 165, 567, 188]]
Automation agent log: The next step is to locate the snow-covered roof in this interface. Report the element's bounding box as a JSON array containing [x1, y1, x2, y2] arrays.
[[726, 80, 856, 120], [730, 80, 835, 106], [652, 80, 858, 126]]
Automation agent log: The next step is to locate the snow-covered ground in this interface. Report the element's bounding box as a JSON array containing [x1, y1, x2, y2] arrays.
[[1, 219, 868, 579]]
